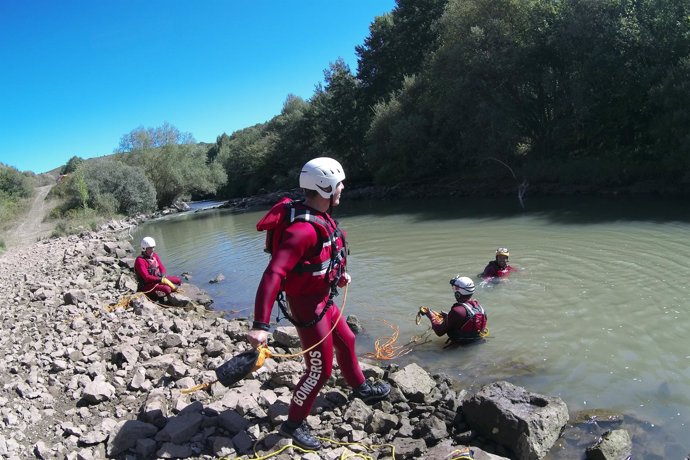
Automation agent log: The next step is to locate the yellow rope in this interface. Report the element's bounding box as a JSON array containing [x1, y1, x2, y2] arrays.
[[364, 320, 432, 360], [105, 281, 184, 313], [317, 437, 396, 460], [217, 435, 398, 460], [218, 433, 475, 460], [447, 447, 474, 459]]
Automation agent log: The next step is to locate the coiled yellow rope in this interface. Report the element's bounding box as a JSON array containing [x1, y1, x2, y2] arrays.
[[105, 278, 183, 313], [364, 320, 432, 361]]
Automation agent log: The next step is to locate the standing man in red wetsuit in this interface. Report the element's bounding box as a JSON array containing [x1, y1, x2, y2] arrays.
[[248, 157, 390, 451], [134, 237, 181, 297]]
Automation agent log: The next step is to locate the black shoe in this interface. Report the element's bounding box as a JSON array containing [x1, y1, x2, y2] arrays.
[[352, 380, 391, 404], [279, 420, 321, 450]]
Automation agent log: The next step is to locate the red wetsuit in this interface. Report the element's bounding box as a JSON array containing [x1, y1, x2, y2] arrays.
[[481, 260, 514, 280], [254, 208, 365, 422], [427, 299, 486, 341], [134, 253, 181, 295]]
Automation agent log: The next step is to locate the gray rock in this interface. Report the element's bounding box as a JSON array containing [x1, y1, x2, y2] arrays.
[[218, 410, 251, 435], [462, 380, 569, 460], [209, 273, 225, 283], [366, 409, 398, 434], [106, 420, 158, 456], [389, 363, 437, 403], [586, 429, 632, 460], [155, 412, 204, 443], [81, 377, 115, 404], [272, 326, 301, 348]]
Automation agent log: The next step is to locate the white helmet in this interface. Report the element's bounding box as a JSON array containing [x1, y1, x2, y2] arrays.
[[496, 247, 510, 257], [141, 237, 156, 250], [450, 275, 475, 296], [299, 157, 345, 199]]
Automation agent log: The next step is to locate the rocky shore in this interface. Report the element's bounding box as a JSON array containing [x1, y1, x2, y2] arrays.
[[0, 217, 636, 460]]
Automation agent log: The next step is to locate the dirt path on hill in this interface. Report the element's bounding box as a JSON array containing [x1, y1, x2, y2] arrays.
[[4, 184, 58, 248]]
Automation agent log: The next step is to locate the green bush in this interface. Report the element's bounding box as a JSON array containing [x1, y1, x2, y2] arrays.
[[124, 143, 226, 207], [62, 156, 84, 174], [49, 159, 157, 218], [91, 192, 119, 215], [0, 164, 33, 199], [50, 208, 103, 238]]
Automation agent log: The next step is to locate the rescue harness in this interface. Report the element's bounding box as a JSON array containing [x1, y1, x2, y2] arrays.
[[257, 198, 348, 328]]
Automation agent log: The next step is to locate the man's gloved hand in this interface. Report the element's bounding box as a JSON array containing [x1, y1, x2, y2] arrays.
[[416, 306, 430, 325], [161, 277, 177, 291], [337, 272, 352, 288]]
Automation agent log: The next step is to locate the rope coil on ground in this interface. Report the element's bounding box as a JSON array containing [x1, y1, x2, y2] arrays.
[[105, 282, 184, 313]]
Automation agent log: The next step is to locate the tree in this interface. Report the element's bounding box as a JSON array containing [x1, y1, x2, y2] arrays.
[[0, 163, 33, 199], [311, 59, 370, 181], [71, 169, 89, 210], [127, 143, 227, 207], [115, 122, 195, 153], [356, 0, 447, 106], [62, 156, 84, 174], [79, 160, 157, 215]]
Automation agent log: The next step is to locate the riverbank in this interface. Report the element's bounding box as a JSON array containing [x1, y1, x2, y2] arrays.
[[0, 216, 646, 459]]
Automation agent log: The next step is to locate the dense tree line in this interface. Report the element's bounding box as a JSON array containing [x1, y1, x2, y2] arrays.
[[208, 0, 690, 197], [55, 0, 690, 211]]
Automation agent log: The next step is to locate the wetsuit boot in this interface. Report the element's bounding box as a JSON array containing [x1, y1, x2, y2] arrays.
[[352, 380, 391, 404], [279, 420, 321, 450]]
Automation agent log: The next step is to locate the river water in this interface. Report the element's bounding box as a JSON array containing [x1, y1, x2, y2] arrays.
[[133, 195, 690, 457]]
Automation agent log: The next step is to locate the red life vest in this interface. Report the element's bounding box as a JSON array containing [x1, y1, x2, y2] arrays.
[[447, 299, 487, 342], [135, 255, 162, 278], [256, 197, 348, 290], [134, 254, 163, 290]]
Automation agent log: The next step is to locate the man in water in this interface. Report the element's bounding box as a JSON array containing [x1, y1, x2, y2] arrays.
[[248, 157, 390, 451], [418, 275, 488, 344], [480, 247, 514, 281]]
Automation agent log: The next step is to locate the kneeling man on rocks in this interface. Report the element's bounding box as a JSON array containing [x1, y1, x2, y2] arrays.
[[134, 236, 181, 300]]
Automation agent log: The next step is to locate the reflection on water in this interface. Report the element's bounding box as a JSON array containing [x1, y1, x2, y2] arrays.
[[133, 195, 690, 457]]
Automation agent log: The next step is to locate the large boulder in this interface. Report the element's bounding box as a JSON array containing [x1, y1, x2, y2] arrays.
[[462, 380, 569, 460], [389, 363, 436, 403]]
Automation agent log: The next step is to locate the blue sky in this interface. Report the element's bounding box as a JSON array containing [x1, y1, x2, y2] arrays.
[[0, 1, 395, 174]]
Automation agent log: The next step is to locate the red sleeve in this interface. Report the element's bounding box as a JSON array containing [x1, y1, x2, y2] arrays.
[[430, 311, 451, 337], [135, 257, 160, 284], [154, 253, 166, 275], [446, 305, 468, 333], [253, 222, 318, 325]]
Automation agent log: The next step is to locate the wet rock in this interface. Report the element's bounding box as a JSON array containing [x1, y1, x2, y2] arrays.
[[586, 429, 632, 460], [209, 273, 225, 283]]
